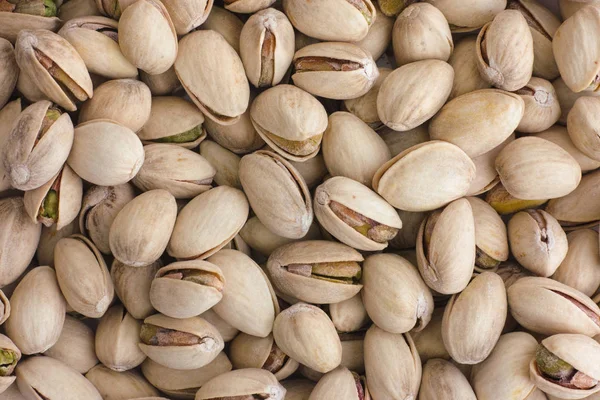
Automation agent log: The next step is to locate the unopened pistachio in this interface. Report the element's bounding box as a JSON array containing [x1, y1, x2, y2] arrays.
[[195, 368, 286, 400], [552, 229, 600, 298], [200, 6, 243, 54], [308, 366, 369, 400], [420, 359, 476, 400], [546, 169, 600, 230], [424, 0, 506, 32], [43, 315, 98, 374], [111, 258, 160, 320], [515, 77, 561, 133]]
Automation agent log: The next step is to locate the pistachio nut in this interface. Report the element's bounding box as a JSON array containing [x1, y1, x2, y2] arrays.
[[328, 293, 370, 333], [485, 182, 547, 215], [467, 197, 509, 270], [0, 11, 61, 44], [377, 59, 453, 131], [430, 89, 524, 157], [282, 379, 315, 400], [514, 77, 561, 133], [424, 0, 506, 32], [168, 186, 249, 260], [555, 77, 600, 125], [448, 36, 492, 99], [379, 124, 430, 158], [531, 334, 600, 399], [58, 0, 103, 23], [376, 0, 415, 17], [67, 119, 145, 186], [195, 368, 285, 400], [338, 332, 365, 374], [16, 356, 102, 400], [200, 6, 243, 54], [495, 136, 582, 200], [373, 141, 475, 212], [15, 66, 51, 103], [96, 304, 146, 372], [467, 134, 514, 197], [267, 240, 364, 304], [239, 150, 312, 239], [111, 258, 160, 320], [175, 30, 250, 125], [79, 183, 136, 254], [199, 141, 241, 189], [534, 125, 600, 173], [0, 290, 9, 326], [43, 315, 99, 374], [140, 67, 181, 96], [442, 272, 507, 364], [94, 0, 136, 19], [0, 99, 21, 193], [208, 249, 277, 338], [560, 0, 600, 20], [118, 0, 177, 75], [54, 234, 114, 318], [141, 352, 232, 399], [507, 277, 600, 336], [230, 333, 299, 380], [200, 309, 239, 343], [5, 266, 66, 354], [58, 16, 138, 79], [224, 233, 254, 257], [567, 97, 600, 161], [223, 0, 275, 14], [0, 39, 17, 109], [3, 100, 74, 191], [389, 209, 427, 250], [273, 302, 341, 373], [546, 169, 600, 230], [343, 68, 391, 131], [150, 260, 225, 319], [0, 334, 20, 395], [420, 359, 477, 400], [282, 0, 375, 42], [15, 29, 93, 111], [308, 366, 369, 400], [476, 10, 534, 91], [364, 325, 421, 400], [85, 365, 160, 400], [161, 0, 212, 35], [0, 197, 41, 287], [411, 307, 449, 362], [352, 2, 392, 60], [203, 103, 265, 154], [416, 198, 476, 294], [298, 365, 324, 383]]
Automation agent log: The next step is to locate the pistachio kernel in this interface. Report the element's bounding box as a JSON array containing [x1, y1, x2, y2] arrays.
[[209, 395, 270, 400], [263, 131, 322, 157], [258, 28, 276, 88], [99, 0, 120, 18], [475, 247, 501, 269], [346, 0, 373, 24], [485, 185, 547, 215], [34, 49, 89, 103], [7, 0, 57, 16], [423, 209, 442, 256], [162, 268, 224, 292], [140, 323, 208, 346], [262, 343, 287, 373], [294, 57, 362, 73], [285, 261, 362, 284], [329, 200, 399, 243], [506, 0, 551, 40], [0, 349, 18, 377], [536, 344, 598, 390], [378, 0, 417, 17], [153, 124, 204, 144]]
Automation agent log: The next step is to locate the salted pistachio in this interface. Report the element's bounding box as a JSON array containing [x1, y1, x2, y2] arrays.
[[160, 0, 212, 35], [567, 97, 600, 161], [3, 100, 73, 191], [374, 141, 475, 212], [532, 334, 600, 399], [420, 359, 476, 400], [423, 0, 506, 32], [328, 293, 369, 333], [196, 368, 285, 400], [552, 229, 600, 297], [133, 144, 215, 199], [411, 307, 448, 362], [58, 16, 138, 79], [0, 39, 17, 109], [467, 197, 509, 270], [448, 36, 492, 99], [546, 169, 600, 230], [85, 365, 160, 400], [54, 234, 114, 318], [514, 77, 561, 133], [175, 30, 249, 125], [495, 136, 581, 200], [308, 366, 369, 400], [5, 267, 66, 355], [67, 119, 144, 186], [485, 182, 547, 215], [0, 334, 21, 394], [282, 379, 315, 400], [417, 198, 476, 294], [203, 102, 265, 154], [16, 356, 102, 400], [389, 210, 427, 250], [430, 89, 524, 157], [342, 68, 391, 131], [58, 0, 103, 22], [267, 240, 364, 304], [230, 333, 299, 380], [223, 0, 275, 13], [535, 125, 600, 173], [43, 315, 98, 374], [240, 8, 294, 88], [555, 77, 600, 126], [508, 209, 568, 277], [199, 6, 242, 54], [467, 134, 514, 197], [200, 309, 239, 343], [112, 258, 160, 320], [282, 0, 375, 42], [507, 277, 600, 336], [118, 0, 177, 75], [239, 217, 321, 257], [140, 67, 181, 96], [199, 141, 241, 189]]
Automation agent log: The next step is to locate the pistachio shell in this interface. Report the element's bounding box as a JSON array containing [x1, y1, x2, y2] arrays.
[[0, 334, 20, 394], [567, 97, 600, 161], [448, 36, 492, 99], [200, 6, 243, 54], [85, 365, 160, 400], [515, 77, 561, 133], [281, 379, 315, 400], [411, 307, 449, 362], [195, 368, 285, 400], [343, 68, 391, 131], [552, 229, 600, 297], [534, 125, 600, 173], [0, 39, 17, 110], [0, 14, 62, 44], [200, 309, 239, 343], [379, 124, 430, 157], [111, 258, 160, 320], [467, 134, 514, 197], [352, 2, 393, 60], [0, 99, 21, 193], [203, 103, 265, 154], [199, 141, 240, 189], [328, 293, 369, 333], [485, 182, 548, 215], [420, 359, 477, 400], [467, 197, 509, 269], [224, 0, 275, 13], [546, 169, 600, 228], [229, 333, 299, 380], [308, 366, 369, 400], [43, 315, 98, 374], [424, 0, 506, 32], [0, 290, 9, 326], [554, 77, 600, 125], [58, 0, 103, 22], [161, 0, 212, 35], [389, 209, 428, 250]]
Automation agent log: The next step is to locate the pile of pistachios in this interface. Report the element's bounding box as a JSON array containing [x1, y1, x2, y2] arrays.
[[3, 0, 600, 398]]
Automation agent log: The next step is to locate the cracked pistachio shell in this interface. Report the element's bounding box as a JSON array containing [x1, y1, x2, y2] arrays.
[[54, 234, 114, 318], [239, 217, 321, 257], [267, 240, 364, 304], [282, 379, 315, 400], [531, 334, 600, 399], [352, 2, 393, 60], [230, 333, 299, 380], [292, 42, 379, 100], [168, 186, 249, 260], [200, 309, 239, 343], [175, 30, 249, 125], [85, 365, 160, 400], [0, 39, 17, 110], [471, 332, 539, 400], [0, 334, 20, 394], [133, 144, 215, 199], [67, 119, 145, 186], [43, 315, 98, 374], [495, 136, 581, 200], [3, 100, 74, 191], [411, 307, 449, 362], [362, 253, 433, 334], [273, 303, 341, 373], [329, 293, 369, 333], [96, 304, 146, 372], [224, 0, 275, 13], [420, 359, 476, 400], [58, 16, 138, 79], [424, 0, 506, 32], [476, 10, 534, 91], [240, 8, 295, 88], [5, 267, 66, 355], [23, 164, 83, 231], [282, 0, 375, 42], [552, 229, 600, 297], [150, 260, 224, 319], [568, 97, 600, 161], [417, 198, 476, 294], [140, 67, 180, 96], [377, 60, 453, 131], [467, 197, 509, 270], [508, 210, 568, 277], [554, 77, 600, 125], [373, 141, 475, 212], [322, 112, 391, 187], [389, 209, 428, 250], [118, 0, 177, 75], [467, 133, 514, 197], [79, 183, 136, 254], [314, 177, 401, 251], [546, 170, 600, 229], [364, 325, 421, 400], [0, 99, 21, 193], [507, 277, 600, 336], [448, 36, 492, 99], [200, 7, 243, 54], [139, 314, 224, 370], [141, 352, 232, 399], [308, 366, 369, 400], [393, 3, 453, 66], [516, 77, 561, 133], [0, 13, 61, 44], [17, 356, 102, 400], [161, 0, 212, 35], [199, 141, 240, 189], [196, 368, 285, 400], [15, 30, 93, 111], [239, 151, 312, 239], [442, 272, 507, 364], [209, 249, 277, 337], [343, 68, 391, 131], [109, 189, 177, 267], [535, 125, 600, 173], [0, 197, 41, 287], [203, 103, 264, 154], [430, 89, 524, 158], [112, 259, 160, 320]]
